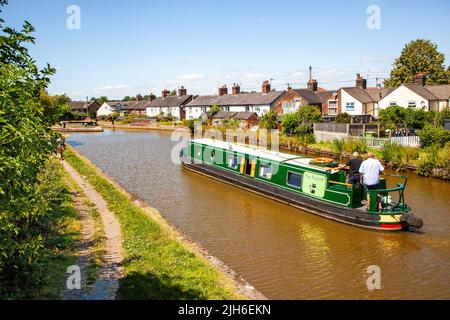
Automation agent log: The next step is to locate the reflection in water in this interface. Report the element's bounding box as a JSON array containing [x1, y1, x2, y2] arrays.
[[67, 130, 450, 299]]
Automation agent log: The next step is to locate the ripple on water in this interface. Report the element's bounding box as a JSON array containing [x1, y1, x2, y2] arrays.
[[68, 130, 450, 300]]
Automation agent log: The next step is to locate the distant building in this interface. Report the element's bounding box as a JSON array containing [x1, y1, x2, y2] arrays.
[[212, 111, 259, 128], [68, 100, 101, 114], [185, 81, 285, 119], [145, 87, 193, 120]]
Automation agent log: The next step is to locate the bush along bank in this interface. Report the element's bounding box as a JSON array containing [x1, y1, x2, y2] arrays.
[[64, 147, 248, 300]]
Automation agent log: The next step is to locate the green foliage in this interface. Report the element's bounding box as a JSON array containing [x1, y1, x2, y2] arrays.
[[344, 138, 368, 155], [379, 106, 435, 130], [65, 149, 242, 299], [281, 106, 322, 136], [0, 3, 69, 294], [435, 107, 450, 126], [259, 109, 278, 130], [208, 104, 221, 118], [331, 139, 345, 160], [384, 39, 450, 88], [380, 142, 416, 172], [418, 123, 450, 147], [336, 112, 351, 124], [87, 109, 97, 119]]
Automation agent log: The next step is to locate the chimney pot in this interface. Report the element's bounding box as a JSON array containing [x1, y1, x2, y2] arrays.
[[136, 94, 143, 101], [414, 72, 427, 86], [307, 79, 318, 92], [178, 86, 187, 97], [162, 89, 170, 98], [356, 74, 367, 89], [218, 85, 228, 96], [262, 80, 271, 94], [232, 83, 241, 95]]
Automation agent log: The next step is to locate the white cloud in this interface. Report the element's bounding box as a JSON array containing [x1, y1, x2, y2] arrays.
[[94, 84, 130, 91], [177, 73, 205, 81]]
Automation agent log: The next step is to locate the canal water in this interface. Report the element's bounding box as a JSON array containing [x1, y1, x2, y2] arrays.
[[67, 129, 450, 299]]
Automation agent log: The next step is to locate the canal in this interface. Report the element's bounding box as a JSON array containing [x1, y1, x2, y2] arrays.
[[67, 129, 450, 299]]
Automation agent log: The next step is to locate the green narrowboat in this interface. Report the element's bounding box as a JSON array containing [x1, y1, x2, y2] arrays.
[[180, 139, 423, 231]]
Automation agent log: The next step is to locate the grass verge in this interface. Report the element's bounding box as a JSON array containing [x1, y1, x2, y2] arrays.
[[65, 146, 243, 300]]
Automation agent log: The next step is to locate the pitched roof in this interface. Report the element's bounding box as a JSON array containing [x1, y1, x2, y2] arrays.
[[232, 112, 258, 120], [217, 91, 284, 106], [292, 89, 322, 104], [402, 84, 437, 100], [341, 87, 374, 103], [186, 95, 219, 107], [122, 101, 147, 110], [365, 88, 394, 102], [315, 90, 337, 104], [212, 111, 237, 119], [424, 84, 450, 100], [68, 101, 99, 111], [147, 95, 193, 108]]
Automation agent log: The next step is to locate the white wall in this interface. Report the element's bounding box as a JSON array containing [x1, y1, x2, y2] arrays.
[[146, 106, 181, 120], [377, 85, 429, 116], [226, 105, 269, 116], [186, 106, 210, 119], [340, 90, 364, 116], [97, 103, 113, 117]]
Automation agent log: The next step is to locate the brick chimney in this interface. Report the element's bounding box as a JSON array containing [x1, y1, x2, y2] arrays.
[[178, 86, 187, 97], [162, 89, 170, 98], [136, 94, 143, 101], [356, 73, 367, 89], [262, 80, 271, 94], [149, 93, 156, 101], [218, 85, 228, 96], [307, 79, 318, 92], [414, 72, 427, 86], [232, 83, 241, 95]]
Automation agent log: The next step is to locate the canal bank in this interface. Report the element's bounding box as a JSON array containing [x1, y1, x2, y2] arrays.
[[66, 129, 450, 299], [64, 145, 265, 300]]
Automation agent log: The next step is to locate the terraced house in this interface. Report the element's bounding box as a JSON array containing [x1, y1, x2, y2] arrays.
[[146, 87, 193, 120], [185, 81, 285, 119]]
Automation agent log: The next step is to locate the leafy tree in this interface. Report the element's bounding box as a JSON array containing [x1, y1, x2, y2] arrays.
[[259, 109, 278, 130], [336, 112, 351, 124], [418, 124, 450, 147], [281, 106, 322, 136], [378, 106, 409, 129], [169, 90, 177, 96], [384, 39, 450, 87], [1, 0, 67, 294], [208, 104, 221, 118], [404, 109, 434, 130], [281, 113, 298, 136], [122, 95, 133, 101], [435, 107, 450, 126], [95, 96, 108, 104], [87, 109, 97, 119]]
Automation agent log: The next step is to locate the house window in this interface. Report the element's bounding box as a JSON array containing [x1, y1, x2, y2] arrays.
[[255, 107, 260, 113], [287, 171, 303, 189], [408, 101, 417, 108], [245, 106, 250, 112], [228, 156, 238, 169], [390, 101, 397, 106], [328, 100, 337, 115], [346, 102, 355, 111], [259, 164, 273, 179]]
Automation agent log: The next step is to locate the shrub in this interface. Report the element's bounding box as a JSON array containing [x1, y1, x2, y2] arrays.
[[345, 138, 368, 154], [281, 113, 298, 136], [331, 139, 345, 160], [260, 109, 278, 130], [418, 123, 450, 147], [336, 112, 351, 124]]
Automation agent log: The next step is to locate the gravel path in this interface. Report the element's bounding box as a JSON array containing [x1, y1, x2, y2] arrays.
[[62, 161, 123, 300]]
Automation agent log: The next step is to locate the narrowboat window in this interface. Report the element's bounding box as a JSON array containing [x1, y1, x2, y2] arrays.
[[228, 156, 238, 169], [210, 149, 216, 161], [287, 171, 303, 188], [259, 165, 273, 179]]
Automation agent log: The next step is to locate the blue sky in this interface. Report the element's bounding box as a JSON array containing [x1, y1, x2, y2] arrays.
[[2, 0, 450, 100]]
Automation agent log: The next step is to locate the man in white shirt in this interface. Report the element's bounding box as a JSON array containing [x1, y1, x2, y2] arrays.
[[359, 152, 384, 210]]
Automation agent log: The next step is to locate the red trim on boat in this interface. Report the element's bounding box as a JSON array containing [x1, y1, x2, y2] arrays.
[[380, 223, 403, 230]]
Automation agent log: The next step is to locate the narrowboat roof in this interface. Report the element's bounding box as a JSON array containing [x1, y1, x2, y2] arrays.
[[190, 139, 338, 173]]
